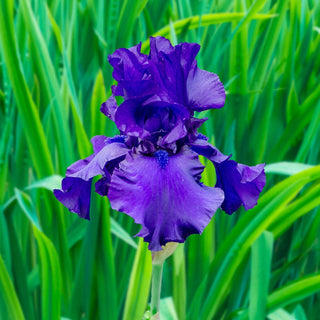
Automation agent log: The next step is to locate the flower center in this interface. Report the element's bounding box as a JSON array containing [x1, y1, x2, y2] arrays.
[[154, 149, 169, 169]]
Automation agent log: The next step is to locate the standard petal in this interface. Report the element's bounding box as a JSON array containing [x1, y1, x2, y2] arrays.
[[149, 37, 201, 105], [187, 63, 225, 111], [108, 43, 148, 82], [115, 98, 189, 142], [108, 147, 224, 251], [53, 138, 129, 218]]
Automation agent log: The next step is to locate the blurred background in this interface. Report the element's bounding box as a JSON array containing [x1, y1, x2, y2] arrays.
[[1, 0, 320, 319]]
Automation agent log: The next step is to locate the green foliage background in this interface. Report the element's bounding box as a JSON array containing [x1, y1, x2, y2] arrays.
[[1, 0, 320, 319]]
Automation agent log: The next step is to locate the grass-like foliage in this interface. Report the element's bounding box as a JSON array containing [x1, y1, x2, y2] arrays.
[[1, 0, 320, 319]]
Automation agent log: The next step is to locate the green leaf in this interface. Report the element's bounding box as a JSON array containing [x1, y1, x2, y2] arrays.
[[160, 297, 179, 320], [110, 218, 138, 249], [25, 175, 63, 192], [267, 309, 296, 320], [0, 255, 25, 320], [292, 305, 307, 320], [123, 239, 152, 320], [249, 231, 274, 320], [267, 274, 320, 312], [19, 0, 73, 170], [33, 226, 61, 320], [173, 244, 186, 320], [141, 13, 276, 51], [250, 0, 289, 91], [265, 162, 314, 176], [14, 188, 41, 231], [0, 0, 54, 178], [90, 70, 108, 137]]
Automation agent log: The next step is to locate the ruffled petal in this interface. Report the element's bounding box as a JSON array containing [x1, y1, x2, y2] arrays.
[[187, 63, 226, 111], [149, 37, 201, 105], [107, 147, 224, 251], [214, 161, 266, 214], [53, 137, 129, 219], [191, 139, 266, 214], [108, 42, 148, 82], [54, 177, 92, 219], [101, 95, 118, 121]]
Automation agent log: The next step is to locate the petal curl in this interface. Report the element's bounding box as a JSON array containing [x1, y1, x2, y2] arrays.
[[54, 177, 92, 219], [101, 96, 118, 121], [214, 161, 266, 214], [191, 139, 266, 214], [53, 137, 129, 219], [108, 147, 224, 251], [108, 42, 148, 82]]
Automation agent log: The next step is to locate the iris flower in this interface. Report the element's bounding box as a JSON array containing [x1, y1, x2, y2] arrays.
[[54, 37, 266, 251]]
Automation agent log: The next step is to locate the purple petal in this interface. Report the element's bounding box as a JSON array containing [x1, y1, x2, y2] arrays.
[[186, 117, 208, 143], [101, 96, 118, 121], [107, 147, 224, 251], [108, 43, 148, 82], [53, 137, 129, 218], [214, 160, 265, 214], [187, 63, 225, 111], [149, 36, 175, 56], [149, 37, 201, 105], [115, 98, 189, 141], [67, 141, 128, 180], [190, 138, 229, 163], [191, 140, 266, 214], [54, 177, 91, 219]]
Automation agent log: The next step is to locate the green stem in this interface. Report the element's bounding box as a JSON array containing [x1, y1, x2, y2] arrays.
[[150, 262, 164, 315]]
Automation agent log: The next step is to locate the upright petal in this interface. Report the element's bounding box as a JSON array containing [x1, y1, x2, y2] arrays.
[[54, 137, 129, 219], [108, 147, 224, 251], [108, 42, 148, 82], [187, 62, 225, 111], [114, 98, 189, 142], [149, 37, 201, 105]]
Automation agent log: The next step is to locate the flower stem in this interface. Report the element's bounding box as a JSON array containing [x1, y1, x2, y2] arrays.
[[150, 261, 164, 316]]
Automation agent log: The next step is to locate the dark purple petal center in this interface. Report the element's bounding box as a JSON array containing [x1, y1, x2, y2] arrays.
[[154, 149, 169, 169]]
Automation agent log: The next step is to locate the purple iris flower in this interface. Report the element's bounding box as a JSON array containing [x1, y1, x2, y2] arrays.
[[54, 37, 266, 251]]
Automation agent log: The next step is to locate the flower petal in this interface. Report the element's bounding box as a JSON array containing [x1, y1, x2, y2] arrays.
[[54, 177, 92, 219], [190, 138, 229, 163], [107, 147, 224, 251], [191, 139, 266, 214], [53, 137, 129, 219], [149, 37, 201, 105], [108, 42, 148, 82], [187, 63, 225, 111], [115, 98, 189, 142], [214, 161, 266, 214], [101, 95, 118, 121]]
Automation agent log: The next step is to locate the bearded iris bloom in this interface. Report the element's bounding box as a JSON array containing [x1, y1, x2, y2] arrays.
[[54, 37, 266, 251]]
